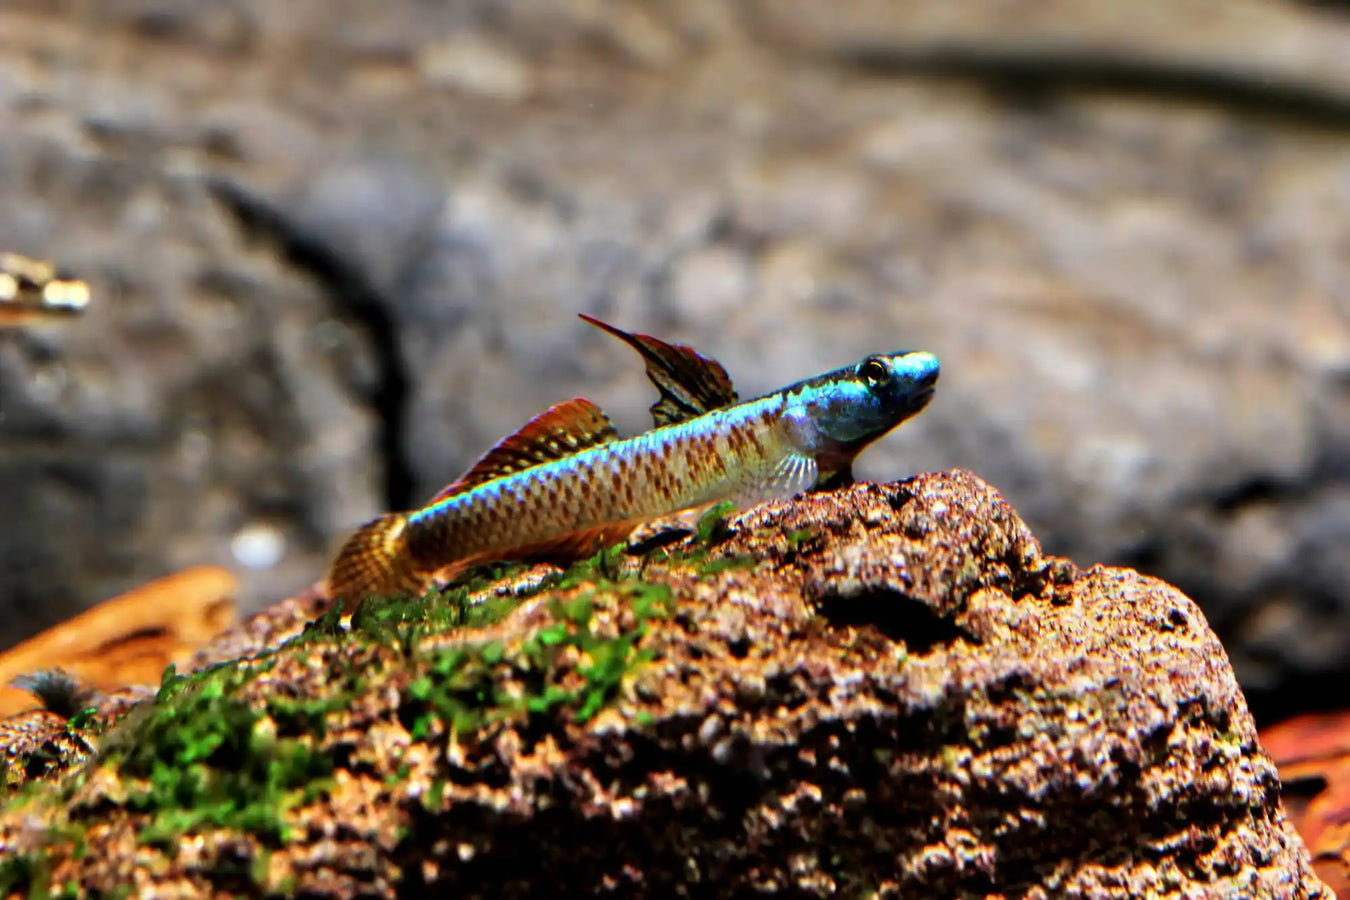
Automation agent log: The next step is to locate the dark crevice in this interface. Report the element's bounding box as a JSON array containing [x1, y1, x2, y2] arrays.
[[834, 43, 1350, 130], [815, 587, 965, 654], [206, 177, 415, 510], [1210, 474, 1296, 514]]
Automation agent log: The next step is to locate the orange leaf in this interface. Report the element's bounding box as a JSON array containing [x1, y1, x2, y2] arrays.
[[0, 566, 237, 716], [1263, 710, 1350, 896]]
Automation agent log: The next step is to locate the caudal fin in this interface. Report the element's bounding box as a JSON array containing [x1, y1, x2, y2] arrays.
[[325, 513, 423, 612]]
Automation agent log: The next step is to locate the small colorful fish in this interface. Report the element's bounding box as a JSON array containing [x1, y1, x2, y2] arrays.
[[0, 251, 90, 327], [326, 315, 940, 609]]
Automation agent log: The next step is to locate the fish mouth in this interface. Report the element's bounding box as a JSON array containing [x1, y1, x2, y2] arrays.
[[906, 386, 936, 414]]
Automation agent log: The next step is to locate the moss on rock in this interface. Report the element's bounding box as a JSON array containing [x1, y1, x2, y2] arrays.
[[0, 472, 1333, 898]]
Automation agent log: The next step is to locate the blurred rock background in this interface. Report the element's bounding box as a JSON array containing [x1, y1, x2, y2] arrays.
[[0, 0, 1347, 723]]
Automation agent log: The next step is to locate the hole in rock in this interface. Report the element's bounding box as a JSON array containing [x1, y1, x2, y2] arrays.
[[817, 587, 965, 654]]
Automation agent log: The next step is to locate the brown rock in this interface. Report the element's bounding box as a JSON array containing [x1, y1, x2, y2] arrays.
[[4, 2, 1350, 724], [0, 709, 91, 788], [0, 472, 1329, 897]]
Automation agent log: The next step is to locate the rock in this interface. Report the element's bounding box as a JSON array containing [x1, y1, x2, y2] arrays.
[[2, 0, 1349, 722], [417, 32, 535, 101], [0, 472, 1330, 897]]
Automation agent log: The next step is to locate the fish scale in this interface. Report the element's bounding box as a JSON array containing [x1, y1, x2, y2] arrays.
[[325, 317, 939, 609]]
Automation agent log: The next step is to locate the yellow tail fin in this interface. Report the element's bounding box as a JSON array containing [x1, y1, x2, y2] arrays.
[[325, 513, 423, 612]]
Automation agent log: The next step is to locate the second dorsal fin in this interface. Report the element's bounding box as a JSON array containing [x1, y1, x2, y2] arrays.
[[429, 397, 618, 502], [580, 314, 739, 427]]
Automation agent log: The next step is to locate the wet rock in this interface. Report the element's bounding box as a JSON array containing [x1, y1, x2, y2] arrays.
[[0, 472, 1330, 897], [1, 0, 1348, 722]]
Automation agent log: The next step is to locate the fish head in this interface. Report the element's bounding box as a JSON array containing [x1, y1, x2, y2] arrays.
[[782, 350, 940, 455]]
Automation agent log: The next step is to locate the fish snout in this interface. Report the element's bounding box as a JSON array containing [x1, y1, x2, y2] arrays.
[[898, 350, 939, 392], [894, 350, 939, 414]]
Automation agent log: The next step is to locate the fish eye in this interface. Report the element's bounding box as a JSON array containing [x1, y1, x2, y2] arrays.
[[859, 358, 889, 389]]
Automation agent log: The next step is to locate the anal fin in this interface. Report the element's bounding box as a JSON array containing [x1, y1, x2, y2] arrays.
[[429, 522, 638, 585]]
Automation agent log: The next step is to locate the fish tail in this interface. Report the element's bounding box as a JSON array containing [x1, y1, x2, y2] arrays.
[[326, 512, 425, 611]]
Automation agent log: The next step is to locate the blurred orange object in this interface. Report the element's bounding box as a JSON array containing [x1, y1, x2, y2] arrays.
[[0, 566, 237, 716], [1263, 710, 1350, 897]]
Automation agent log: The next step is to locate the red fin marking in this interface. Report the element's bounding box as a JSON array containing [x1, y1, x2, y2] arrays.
[[579, 314, 738, 426]]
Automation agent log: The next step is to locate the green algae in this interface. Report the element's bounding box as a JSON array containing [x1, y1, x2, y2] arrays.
[[401, 576, 674, 738], [695, 554, 758, 575], [651, 500, 759, 575], [0, 657, 349, 866], [95, 542, 674, 849], [107, 658, 334, 847], [0, 534, 714, 886], [366, 530, 743, 740], [280, 542, 675, 746], [0, 850, 50, 899], [694, 499, 738, 543], [785, 526, 820, 550]]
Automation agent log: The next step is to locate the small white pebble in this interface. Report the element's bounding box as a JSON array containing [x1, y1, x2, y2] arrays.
[[230, 522, 286, 569]]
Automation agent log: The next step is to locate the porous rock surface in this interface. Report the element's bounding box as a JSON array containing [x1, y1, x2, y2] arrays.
[[3, 3, 1350, 721], [0, 471, 1331, 897]]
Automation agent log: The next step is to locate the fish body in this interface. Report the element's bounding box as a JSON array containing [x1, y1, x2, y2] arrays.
[[407, 394, 800, 561], [326, 317, 939, 608], [0, 252, 90, 327]]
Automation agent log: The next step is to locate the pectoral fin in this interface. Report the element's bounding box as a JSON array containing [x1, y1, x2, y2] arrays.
[[429, 397, 618, 502], [580, 314, 738, 426], [733, 453, 819, 507]]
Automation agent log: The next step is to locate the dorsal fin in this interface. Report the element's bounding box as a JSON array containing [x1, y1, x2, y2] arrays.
[[580, 314, 738, 427], [429, 397, 618, 502]]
